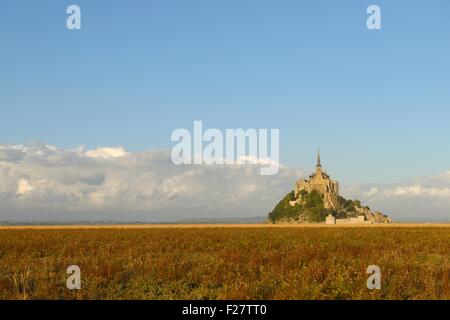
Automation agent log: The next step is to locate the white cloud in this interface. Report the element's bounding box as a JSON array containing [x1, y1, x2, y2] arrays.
[[387, 185, 450, 197], [85, 147, 128, 159], [362, 187, 379, 197], [16, 178, 33, 196], [361, 183, 450, 199]]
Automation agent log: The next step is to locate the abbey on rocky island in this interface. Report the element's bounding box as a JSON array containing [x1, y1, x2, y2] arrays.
[[268, 150, 391, 225]]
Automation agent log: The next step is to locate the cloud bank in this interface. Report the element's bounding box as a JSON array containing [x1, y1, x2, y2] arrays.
[[0, 143, 449, 222], [343, 172, 450, 221], [0, 143, 299, 222]]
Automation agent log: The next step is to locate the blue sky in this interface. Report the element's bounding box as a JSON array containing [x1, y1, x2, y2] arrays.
[[1, 0, 450, 184]]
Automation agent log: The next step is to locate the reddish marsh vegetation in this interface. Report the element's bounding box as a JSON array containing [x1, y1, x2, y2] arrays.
[[0, 226, 448, 299]]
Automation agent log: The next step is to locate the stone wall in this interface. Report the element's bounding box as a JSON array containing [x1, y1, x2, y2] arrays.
[[334, 216, 367, 225]]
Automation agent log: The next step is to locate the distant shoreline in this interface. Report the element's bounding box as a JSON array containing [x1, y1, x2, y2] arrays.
[[0, 223, 449, 230]]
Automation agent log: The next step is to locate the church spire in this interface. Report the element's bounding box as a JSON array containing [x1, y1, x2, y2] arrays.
[[316, 148, 322, 168]]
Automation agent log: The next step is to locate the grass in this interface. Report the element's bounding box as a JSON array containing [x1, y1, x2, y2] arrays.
[[0, 225, 448, 300]]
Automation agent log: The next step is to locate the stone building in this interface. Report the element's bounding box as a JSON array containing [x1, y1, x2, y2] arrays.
[[291, 150, 341, 210]]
